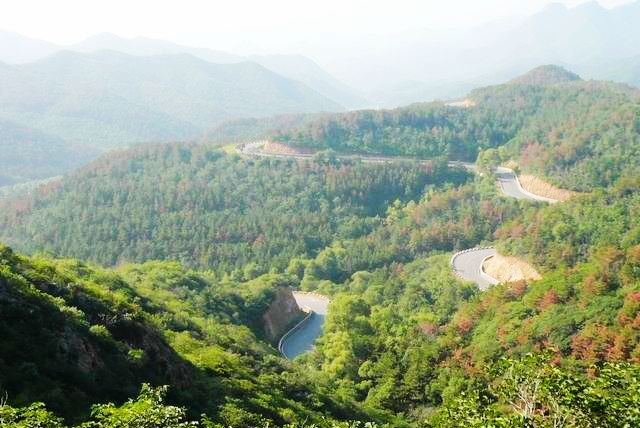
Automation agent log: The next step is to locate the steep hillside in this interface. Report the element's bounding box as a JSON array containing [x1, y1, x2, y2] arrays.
[[0, 244, 362, 425], [276, 67, 640, 190]]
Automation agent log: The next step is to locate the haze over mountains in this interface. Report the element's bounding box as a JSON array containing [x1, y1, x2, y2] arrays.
[[316, 1, 640, 104], [0, 47, 347, 184], [3, 1, 640, 109], [2, 0, 640, 185]]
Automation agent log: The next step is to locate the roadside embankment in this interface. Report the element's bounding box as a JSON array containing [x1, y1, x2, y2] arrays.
[[482, 253, 542, 283], [518, 174, 579, 202], [263, 287, 304, 343]]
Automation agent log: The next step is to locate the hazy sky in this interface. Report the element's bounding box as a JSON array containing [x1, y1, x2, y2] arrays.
[[1, 0, 634, 53]]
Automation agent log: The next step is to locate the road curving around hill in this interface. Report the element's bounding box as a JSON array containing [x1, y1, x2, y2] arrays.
[[237, 141, 477, 171], [495, 167, 558, 203], [450, 247, 500, 291], [237, 142, 556, 203], [279, 292, 330, 360], [240, 140, 557, 355]]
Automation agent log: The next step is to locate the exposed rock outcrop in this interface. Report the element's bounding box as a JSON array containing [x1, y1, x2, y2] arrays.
[[263, 287, 303, 343]]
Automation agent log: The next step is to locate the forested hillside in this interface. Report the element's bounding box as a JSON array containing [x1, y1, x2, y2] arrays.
[[276, 66, 640, 191], [0, 118, 98, 184], [0, 144, 468, 273], [282, 168, 640, 425]]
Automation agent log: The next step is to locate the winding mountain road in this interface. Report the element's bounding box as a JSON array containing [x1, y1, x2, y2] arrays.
[[495, 167, 557, 203], [279, 292, 330, 360], [238, 141, 477, 171], [242, 141, 559, 357], [238, 142, 552, 203], [451, 248, 499, 291]]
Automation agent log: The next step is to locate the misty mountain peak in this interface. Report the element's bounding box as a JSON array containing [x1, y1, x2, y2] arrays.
[[509, 65, 582, 86], [540, 2, 569, 15]]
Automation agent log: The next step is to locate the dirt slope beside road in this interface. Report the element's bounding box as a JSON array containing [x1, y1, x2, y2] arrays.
[[518, 174, 580, 202], [482, 253, 541, 283]]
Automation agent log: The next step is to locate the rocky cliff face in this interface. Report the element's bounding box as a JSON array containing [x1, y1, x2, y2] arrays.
[[262, 287, 303, 343]]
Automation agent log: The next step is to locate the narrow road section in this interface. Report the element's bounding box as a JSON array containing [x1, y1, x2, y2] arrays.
[[451, 247, 499, 291], [280, 292, 330, 360], [496, 167, 557, 203], [237, 142, 555, 202]]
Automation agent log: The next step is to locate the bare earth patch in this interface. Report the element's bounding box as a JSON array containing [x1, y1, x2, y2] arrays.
[[518, 174, 580, 202], [483, 253, 542, 283], [263, 141, 314, 156], [445, 99, 476, 108]]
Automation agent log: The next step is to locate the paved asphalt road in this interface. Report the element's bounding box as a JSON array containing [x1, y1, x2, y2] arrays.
[[495, 167, 556, 202], [239, 142, 552, 202], [238, 143, 554, 354], [281, 293, 330, 360], [451, 248, 499, 291]]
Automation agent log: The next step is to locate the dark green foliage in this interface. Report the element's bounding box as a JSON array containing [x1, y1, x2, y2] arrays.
[[275, 102, 514, 161], [0, 244, 362, 426], [0, 144, 467, 274]]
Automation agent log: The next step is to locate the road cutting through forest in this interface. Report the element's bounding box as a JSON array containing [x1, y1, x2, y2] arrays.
[[238, 141, 558, 358]]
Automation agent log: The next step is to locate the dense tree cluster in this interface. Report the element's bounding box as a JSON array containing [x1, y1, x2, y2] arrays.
[[0, 144, 467, 274]]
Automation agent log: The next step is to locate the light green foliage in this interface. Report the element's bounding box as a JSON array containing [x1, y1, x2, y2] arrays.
[[0, 402, 65, 428], [79, 385, 197, 428], [431, 356, 640, 428]]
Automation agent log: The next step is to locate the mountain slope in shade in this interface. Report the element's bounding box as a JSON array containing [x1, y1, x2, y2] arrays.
[[0, 50, 343, 150], [509, 65, 582, 86], [0, 118, 99, 184]]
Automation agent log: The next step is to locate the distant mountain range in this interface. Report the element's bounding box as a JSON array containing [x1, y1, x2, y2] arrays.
[[310, 1, 640, 105], [0, 117, 98, 185], [0, 31, 368, 110], [0, 48, 349, 184], [4, 1, 640, 108]]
